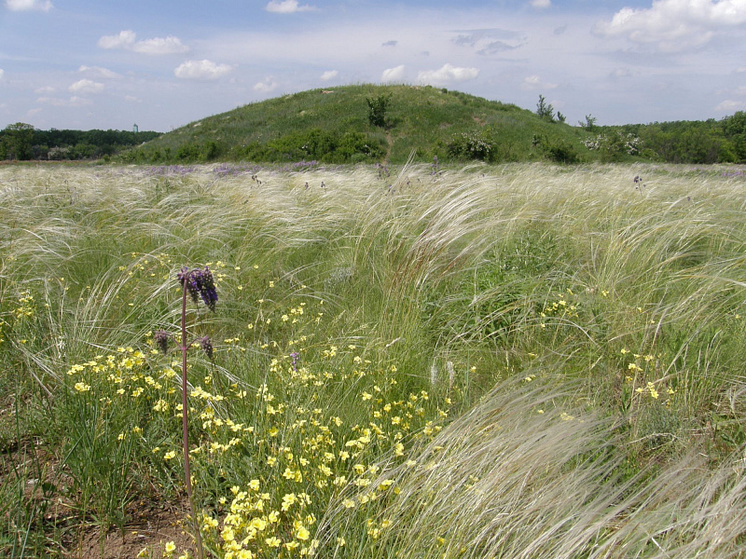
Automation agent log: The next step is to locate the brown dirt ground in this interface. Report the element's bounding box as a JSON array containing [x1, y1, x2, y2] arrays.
[[72, 500, 196, 559], [1, 437, 197, 559]]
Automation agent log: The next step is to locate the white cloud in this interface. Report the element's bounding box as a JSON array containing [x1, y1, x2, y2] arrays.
[[78, 65, 121, 79], [610, 67, 634, 79], [417, 63, 479, 87], [452, 29, 526, 55], [0, 69, 4, 80], [174, 60, 233, 80], [530, 0, 551, 8], [715, 99, 746, 112], [133, 36, 189, 55], [593, 0, 746, 52], [381, 65, 406, 83], [265, 0, 315, 14], [98, 30, 189, 55], [37, 95, 90, 107], [717, 85, 746, 99], [5, 0, 52, 12], [254, 77, 278, 93], [69, 79, 104, 94], [68, 96, 89, 106], [98, 30, 136, 50], [522, 75, 557, 90], [320, 70, 338, 81]]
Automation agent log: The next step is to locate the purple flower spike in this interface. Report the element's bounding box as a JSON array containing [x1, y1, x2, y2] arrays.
[[154, 330, 170, 355], [197, 267, 218, 311], [200, 335, 214, 360], [177, 266, 218, 311]]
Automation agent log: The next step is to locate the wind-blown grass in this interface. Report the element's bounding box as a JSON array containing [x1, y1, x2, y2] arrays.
[[326, 375, 746, 558], [1, 162, 745, 557]]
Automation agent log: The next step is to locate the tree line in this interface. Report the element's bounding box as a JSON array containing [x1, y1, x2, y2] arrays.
[[531, 96, 746, 164], [608, 112, 746, 164], [4, 108, 746, 165], [0, 122, 161, 161]]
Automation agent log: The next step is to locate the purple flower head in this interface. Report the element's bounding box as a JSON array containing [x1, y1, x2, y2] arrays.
[[200, 335, 214, 360], [154, 330, 170, 355], [178, 266, 218, 311], [177, 266, 200, 304], [290, 351, 300, 371]]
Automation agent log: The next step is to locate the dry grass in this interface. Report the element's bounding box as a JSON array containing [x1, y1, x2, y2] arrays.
[[325, 374, 746, 558], [2, 162, 746, 557]]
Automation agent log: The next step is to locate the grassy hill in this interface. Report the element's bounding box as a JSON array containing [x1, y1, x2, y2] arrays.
[[120, 84, 594, 165]]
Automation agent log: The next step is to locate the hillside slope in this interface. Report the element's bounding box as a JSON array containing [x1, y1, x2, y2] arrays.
[[120, 84, 594, 165]]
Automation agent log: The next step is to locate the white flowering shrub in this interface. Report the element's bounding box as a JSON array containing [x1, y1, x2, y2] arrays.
[[583, 131, 642, 159]]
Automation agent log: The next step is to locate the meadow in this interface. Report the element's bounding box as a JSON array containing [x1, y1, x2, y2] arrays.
[[1, 161, 746, 558]]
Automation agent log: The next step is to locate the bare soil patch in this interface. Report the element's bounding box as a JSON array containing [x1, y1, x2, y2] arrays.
[[73, 499, 195, 559]]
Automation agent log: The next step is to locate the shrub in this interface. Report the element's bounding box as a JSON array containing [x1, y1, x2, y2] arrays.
[[254, 129, 384, 163], [176, 143, 201, 161], [366, 93, 392, 128], [532, 133, 581, 163], [583, 131, 641, 161], [447, 129, 497, 161], [545, 141, 580, 164]]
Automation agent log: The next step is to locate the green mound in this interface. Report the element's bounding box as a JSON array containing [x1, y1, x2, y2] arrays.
[[120, 84, 593, 165]]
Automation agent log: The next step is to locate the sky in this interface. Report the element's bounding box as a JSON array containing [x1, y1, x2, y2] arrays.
[[1, 0, 745, 132]]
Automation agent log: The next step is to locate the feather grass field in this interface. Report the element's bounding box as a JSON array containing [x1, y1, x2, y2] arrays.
[[1, 162, 746, 558]]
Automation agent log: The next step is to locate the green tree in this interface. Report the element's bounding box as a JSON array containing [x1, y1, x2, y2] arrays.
[[2, 122, 35, 160], [579, 115, 597, 131], [366, 93, 392, 128], [723, 111, 746, 162], [536, 95, 555, 122]]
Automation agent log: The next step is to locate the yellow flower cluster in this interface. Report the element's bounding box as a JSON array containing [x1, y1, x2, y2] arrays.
[[195, 337, 452, 556], [540, 288, 580, 328], [13, 290, 36, 320], [202, 480, 320, 558], [623, 350, 676, 406], [63, 286, 456, 557]]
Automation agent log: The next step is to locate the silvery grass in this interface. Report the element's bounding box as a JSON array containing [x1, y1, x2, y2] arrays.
[[324, 375, 746, 558], [1, 162, 746, 556]]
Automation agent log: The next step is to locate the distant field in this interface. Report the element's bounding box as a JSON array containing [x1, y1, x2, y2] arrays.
[[2, 162, 746, 558]]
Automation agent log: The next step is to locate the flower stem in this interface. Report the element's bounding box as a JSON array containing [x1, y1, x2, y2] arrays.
[[181, 279, 204, 559]]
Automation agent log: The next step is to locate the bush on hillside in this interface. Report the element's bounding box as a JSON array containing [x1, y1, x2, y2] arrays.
[[366, 93, 392, 128], [447, 129, 500, 162], [582, 132, 640, 162], [532, 133, 582, 164], [236, 129, 385, 163]]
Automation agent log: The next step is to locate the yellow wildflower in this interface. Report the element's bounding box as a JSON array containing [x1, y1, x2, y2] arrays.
[[74, 382, 91, 392], [265, 537, 281, 548], [294, 521, 310, 541]]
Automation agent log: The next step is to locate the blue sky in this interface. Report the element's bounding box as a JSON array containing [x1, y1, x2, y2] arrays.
[[1, 0, 745, 131]]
